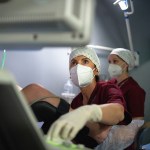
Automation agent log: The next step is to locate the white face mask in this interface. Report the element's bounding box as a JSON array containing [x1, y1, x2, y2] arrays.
[[108, 64, 123, 78], [70, 64, 95, 87]]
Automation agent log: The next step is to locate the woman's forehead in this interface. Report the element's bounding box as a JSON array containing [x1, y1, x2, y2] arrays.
[[108, 54, 121, 60], [71, 55, 89, 61], [108, 54, 126, 63]]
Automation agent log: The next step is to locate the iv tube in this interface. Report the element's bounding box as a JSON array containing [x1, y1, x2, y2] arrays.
[[1, 50, 6, 69]]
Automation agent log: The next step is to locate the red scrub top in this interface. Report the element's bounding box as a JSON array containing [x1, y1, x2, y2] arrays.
[[110, 77, 145, 150], [111, 77, 145, 118], [71, 81, 132, 125]]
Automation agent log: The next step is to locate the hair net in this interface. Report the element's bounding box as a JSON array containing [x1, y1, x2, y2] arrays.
[[110, 48, 135, 70], [69, 47, 100, 74]]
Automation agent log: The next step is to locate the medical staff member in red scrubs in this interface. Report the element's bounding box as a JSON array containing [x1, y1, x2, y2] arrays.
[[47, 46, 132, 148], [108, 48, 145, 150], [108, 48, 145, 120], [95, 48, 146, 150]]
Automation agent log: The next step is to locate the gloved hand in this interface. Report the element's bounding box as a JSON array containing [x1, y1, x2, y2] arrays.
[[47, 104, 102, 141]]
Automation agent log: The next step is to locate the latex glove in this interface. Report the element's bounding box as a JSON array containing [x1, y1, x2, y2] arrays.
[[47, 104, 102, 141]]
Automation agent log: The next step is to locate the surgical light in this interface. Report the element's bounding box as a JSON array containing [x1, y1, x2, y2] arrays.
[[113, 0, 138, 66], [113, 0, 128, 10]]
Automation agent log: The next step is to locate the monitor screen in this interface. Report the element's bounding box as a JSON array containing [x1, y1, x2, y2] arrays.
[[0, 0, 95, 49], [0, 70, 53, 150]]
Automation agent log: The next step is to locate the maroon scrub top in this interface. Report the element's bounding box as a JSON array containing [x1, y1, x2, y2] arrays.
[[71, 81, 132, 125], [111, 77, 145, 118], [109, 77, 145, 150]]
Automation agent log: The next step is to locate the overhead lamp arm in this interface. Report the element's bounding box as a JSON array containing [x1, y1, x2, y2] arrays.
[[125, 0, 134, 15], [113, 0, 135, 55], [123, 0, 134, 54]]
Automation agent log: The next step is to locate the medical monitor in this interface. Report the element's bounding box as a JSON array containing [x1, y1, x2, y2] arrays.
[[0, 0, 95, 49], [0, 70, 53, 150]]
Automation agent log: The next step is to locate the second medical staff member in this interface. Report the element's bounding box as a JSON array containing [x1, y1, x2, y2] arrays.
[[106, 48, 145, 150]]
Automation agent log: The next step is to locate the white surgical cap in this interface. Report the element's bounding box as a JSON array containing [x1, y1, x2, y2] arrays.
[[69, 47, 100, 74], [110, 48, 135, 70]]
